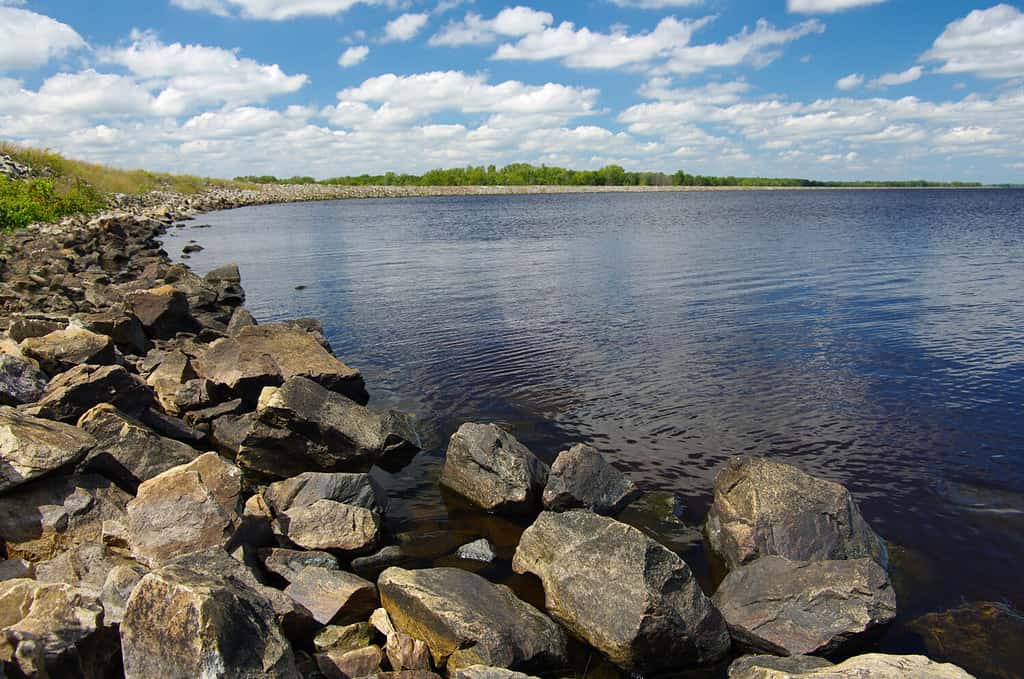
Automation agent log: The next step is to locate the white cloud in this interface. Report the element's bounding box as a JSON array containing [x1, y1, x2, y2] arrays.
[[609, 0, 703, 7], [923, 4, 1024, 79], [493, 16, 713, 69], [383, 13, 430, 42], [869, 65, 923, 88], [663, 18, 824, 75], [98, 32, 307, 115], [0, 7, 86, 71], [430, 7, 554, 47], [788, 0, 886, 14], [638, 77, 750, 104], [338, 45, 369, 67], [836, 73, 864, 90], [170, 0, 380, 20]]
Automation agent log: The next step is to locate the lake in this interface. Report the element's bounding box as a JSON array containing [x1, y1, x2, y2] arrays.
[[171, 189, 1024, 676]]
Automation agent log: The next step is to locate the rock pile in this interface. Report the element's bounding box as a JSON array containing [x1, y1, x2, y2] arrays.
[[0, 191, 980, 678], [0, 155, 34, 181]]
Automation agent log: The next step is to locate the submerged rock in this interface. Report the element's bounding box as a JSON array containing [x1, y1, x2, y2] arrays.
[[712, 556, 896, 656], [121, 554, 300, 679], [195, 323, 368, 404], [513, 510, 730, 672], [439, 423, 548, 515], [0, 406, 96, 492], [541, 443, 639, 515], [378, 566, 568, 673], [236, 377, 419, 479], [705, 456, 888, 572], [909, 601, 1024, 679], [727, 653, 975, 679]]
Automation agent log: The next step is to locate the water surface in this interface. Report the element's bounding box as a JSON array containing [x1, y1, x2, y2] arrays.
[[171, 189, 1024, 676]]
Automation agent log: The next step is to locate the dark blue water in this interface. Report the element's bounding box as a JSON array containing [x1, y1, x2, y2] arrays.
[[171, 189, 1024, 673]]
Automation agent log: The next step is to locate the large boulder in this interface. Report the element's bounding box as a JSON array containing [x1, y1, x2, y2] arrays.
[[0, 354, 48, 406], [125, 285, 197, 339], [236, 377, 419, 479], [121, 554, 300, 678], [0, 406, 96, 492], [712, 556, 896, 656], [278, 499, 381, 554], [75, 310, 149, 356], [77, 404, 202, 491], [439, 424, 548, 515], [728, 653, 975, 679], [378, 567, 568, 673], [125, 452, 242, 566], [542, 444, 639, 515], [25, 364, 153, 424], [20, 328, 116, 376], [705, 456, 888, 571], [195, 324, 368, 404], [513, 510, 729, 672], [0, 579, 114, 678], [283, 566, 378, 625], [0, 473, 131, 562]]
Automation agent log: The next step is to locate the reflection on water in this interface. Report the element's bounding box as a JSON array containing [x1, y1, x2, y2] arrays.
[[173, 189, 1024, 675]]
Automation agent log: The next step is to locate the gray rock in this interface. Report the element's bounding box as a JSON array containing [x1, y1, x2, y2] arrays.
[[20, 328, 116, 375], [125, 452, 243, 566], [25, 364, 153, 423], [145, 350, 198, 415], [279, 499, 380, 554], [712, 556, 896, 656], [317, 645, 383, 679], [0, 473, 131, 563], [236, 377, 419, 480], [77, 404, 202, 491], [455, 538, 497, 563], [260, 547, 340, 583], [33, 541, 138, 594], [351, 546, 415, 581], [0, 354, 48, 406], [125, 285, 197, 339], [7, 315, 65, 343], [727, 653, 976, 679], [728, 655, 835, 677], [451, 667, 539, 679], [512, 510, 730, 672], [284, 566, 379, 625], [542, 443, 639, 515], [378, 567, 568, 672], [0, 406, 96, 492], [121, 554, 300, 679], [0, 578, 113, 678], [227, 307, 257, 335], [0, 559, 34, 582], [75, 310, 149, 356], [705, 456, 888, 571], [99, 563, 147, 626], [265, 470, 384, 514], [439, 423, 548, 515], [195, 324, 367, 404]]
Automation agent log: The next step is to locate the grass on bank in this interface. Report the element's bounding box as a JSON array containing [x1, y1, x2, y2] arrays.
[[0, 143, 247, 231]]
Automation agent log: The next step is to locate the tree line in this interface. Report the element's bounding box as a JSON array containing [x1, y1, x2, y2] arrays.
[[235, 164, 982, 189]]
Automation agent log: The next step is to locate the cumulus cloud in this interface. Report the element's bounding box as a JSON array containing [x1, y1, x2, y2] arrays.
[[97, 31, 308, 115], [869, 65, 923, 88], [338, 45, 369, 67], [836, 73, 863, 90], [430, 6, 554, 47], [170, 0, 380, 20], [383, 13, 430, 42], [0, 6, 86, 71], [638, 77, 750, 104], [788, 0, 886, 14], [923, 4, 1024, 79], [609, 0, 703, 7], [663, 18, 824, 75], [492, 16, 713, 69]]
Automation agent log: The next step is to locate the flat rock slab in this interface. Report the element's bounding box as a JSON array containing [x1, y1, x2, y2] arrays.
[[284, 566, 379, 625], [77, 404, 202, 491], [20, 328, 116, 376], [195, 324, 368, 404], [265, 470, 384, 514], [25, 364, 153, 424], [728, 653, 975, 679], [705, 456, 888, 572], [237, 377, 418, 480], [712, 555, 896, 656], [260, 548, 340, 583], [542, 443, 639, 515], [121, 556, 299, 679], [280, 499, 380, 553], [378, 566, 568, 673], [439, 423, 548, 515], [0, 406, 96, 492], [513, 510, 730, 672]]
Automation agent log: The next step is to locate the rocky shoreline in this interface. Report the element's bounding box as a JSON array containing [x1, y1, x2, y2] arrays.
[[0, 194, 982, 678]]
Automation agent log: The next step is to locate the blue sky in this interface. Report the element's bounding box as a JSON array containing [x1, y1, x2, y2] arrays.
[[1, 0, 1022, 182]]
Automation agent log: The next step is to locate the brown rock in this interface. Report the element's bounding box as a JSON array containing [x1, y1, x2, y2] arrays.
[[284, 566, 379, 625], [20, 327, 116, 376]]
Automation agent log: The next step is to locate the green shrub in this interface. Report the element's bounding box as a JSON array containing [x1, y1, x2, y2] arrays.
[[0, 175, 105, 231]]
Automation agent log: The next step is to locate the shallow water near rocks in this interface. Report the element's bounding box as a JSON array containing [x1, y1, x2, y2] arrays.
[[171, 189, 1024, 677]]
